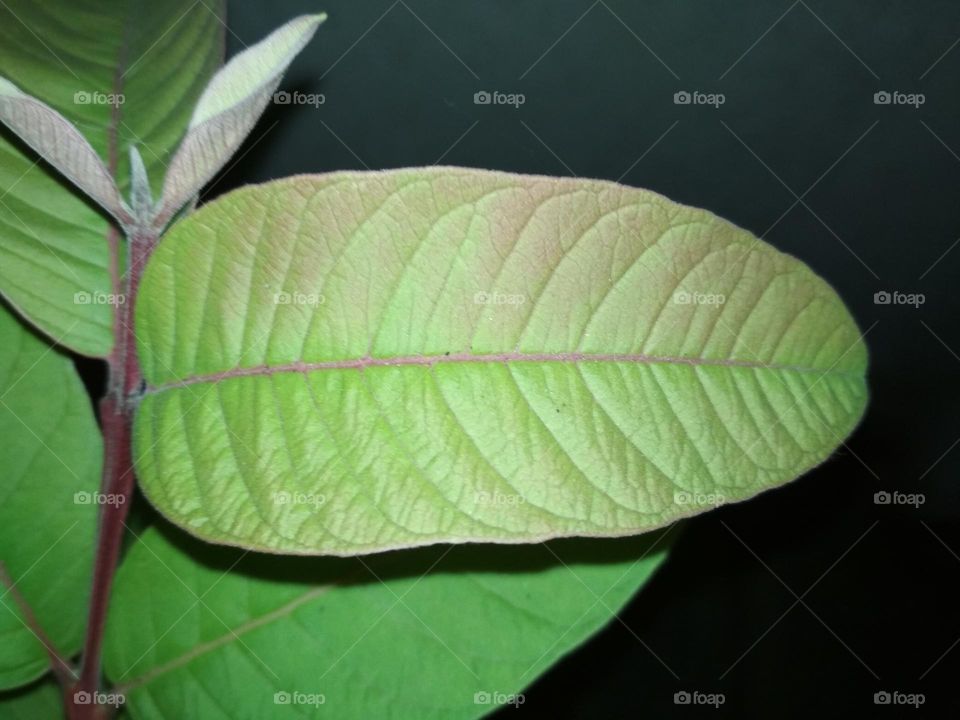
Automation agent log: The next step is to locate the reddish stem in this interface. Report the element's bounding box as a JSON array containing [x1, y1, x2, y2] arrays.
[[67, 228, 155, 719]]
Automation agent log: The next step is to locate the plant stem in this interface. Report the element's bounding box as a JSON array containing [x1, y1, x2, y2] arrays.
[[68, 227, 155, 720]]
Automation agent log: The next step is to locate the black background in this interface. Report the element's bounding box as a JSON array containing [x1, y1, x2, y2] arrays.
[[208, 2, 960, 717]]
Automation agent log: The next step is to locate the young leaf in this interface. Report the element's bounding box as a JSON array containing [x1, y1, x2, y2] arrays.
[[0, 306, 101, 689], [104, 523, 669, 719], [128, 145, 153, 221], [0, 78, 129, 224], [0, 0, 225, 356], [133, 168, 869, 556], [154, 14, 326, 227]]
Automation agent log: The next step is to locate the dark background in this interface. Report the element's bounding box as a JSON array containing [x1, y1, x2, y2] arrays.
[[210, 2, 960, 717]]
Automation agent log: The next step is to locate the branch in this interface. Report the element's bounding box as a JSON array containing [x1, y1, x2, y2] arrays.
[[69, 227, 154, 719]]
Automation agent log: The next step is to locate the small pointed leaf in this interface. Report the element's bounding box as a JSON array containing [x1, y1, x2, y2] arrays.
[[128, 145, 152, 221], [154, 14, 325, 226], [0, 78, 129, 224]]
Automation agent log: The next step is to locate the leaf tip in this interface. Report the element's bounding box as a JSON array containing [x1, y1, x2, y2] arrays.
[[292, 13, 327, 42], [288, 13, 327, 35]]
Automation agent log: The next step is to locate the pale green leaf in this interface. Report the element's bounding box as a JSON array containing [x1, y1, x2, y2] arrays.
[[0, 0, 225, 356], [134, 168, 868, 556], [0, 306, 101, 689], [104, 522, 669, 719], [155, 14, 325, 226]]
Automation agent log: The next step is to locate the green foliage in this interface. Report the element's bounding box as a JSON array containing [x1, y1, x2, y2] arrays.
[[0, 307, 100, 688], [0, 3, 869, 718], [0, 679, 64, 718], [104, 525, 668, 719], [0, 0, 224, 355]]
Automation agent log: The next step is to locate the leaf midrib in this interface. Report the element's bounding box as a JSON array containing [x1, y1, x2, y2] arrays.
[[113, 572, 358, 693], [114, 582, 336, 694], [145, 350, 862, 395]]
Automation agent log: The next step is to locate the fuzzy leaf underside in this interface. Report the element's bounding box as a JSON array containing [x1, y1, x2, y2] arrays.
[[134, 168, 869, 556], [0, 77, 127, 223]]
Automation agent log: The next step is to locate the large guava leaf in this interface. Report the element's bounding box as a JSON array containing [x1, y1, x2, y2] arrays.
[[0, 0, 224, 356], [133, 168, 868, 556], [104, 523, 670, 719], [0, 306, 101, 689]]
